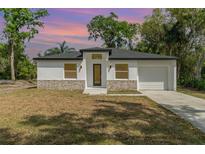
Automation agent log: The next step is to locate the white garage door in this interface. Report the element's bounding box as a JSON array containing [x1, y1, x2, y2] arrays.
[[138, 67, 168, 90]]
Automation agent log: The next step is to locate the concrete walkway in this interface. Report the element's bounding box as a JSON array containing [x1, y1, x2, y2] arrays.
[[142, 91, 205, 133], [107, 94, 145, 96], [83, 88, 107, 95]]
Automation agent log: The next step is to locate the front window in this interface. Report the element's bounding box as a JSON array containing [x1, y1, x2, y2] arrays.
[[64, 64, 77, 79], [115, 64, 128, 79]]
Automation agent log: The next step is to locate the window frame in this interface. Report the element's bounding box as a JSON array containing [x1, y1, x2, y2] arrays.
[[64, 63, 77, 80], [92, 54, 102, 60], [115, 64, 129, 80]]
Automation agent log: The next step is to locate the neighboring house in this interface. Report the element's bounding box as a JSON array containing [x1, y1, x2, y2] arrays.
[[33, 47, 177, 93]]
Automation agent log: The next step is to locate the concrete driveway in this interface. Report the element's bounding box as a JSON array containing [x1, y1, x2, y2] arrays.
[[142, 91, 205, 133]]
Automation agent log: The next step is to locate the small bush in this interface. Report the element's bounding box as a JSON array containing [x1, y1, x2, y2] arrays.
[[16, 57, 37, 80], [180, 78, 205, 91], [197, 80, 205, 90], [202, 74, 205, 80], [202, 65, 205, 79]]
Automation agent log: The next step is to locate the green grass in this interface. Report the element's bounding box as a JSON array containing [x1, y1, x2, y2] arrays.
[[0, 88, 205, 144], [108, 89, 141, 94], [177, 87, 205, 99]]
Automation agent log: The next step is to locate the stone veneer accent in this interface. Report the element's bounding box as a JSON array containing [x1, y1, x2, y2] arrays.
[[37, 80, 85, 90], [107, 80, 137, 91]]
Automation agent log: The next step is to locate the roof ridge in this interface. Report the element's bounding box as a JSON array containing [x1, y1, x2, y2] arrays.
[[33, 47, 177, 60]]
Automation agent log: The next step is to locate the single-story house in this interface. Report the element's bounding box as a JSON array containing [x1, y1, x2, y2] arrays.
[[33, 47, 177, 93]]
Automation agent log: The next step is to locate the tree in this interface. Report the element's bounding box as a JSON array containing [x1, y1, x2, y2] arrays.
[[0, 42, 37, 80], [167, 9, 205, 80], [202, 62, 205, 79], [195, 48, 205, 79], [87, 12, 139, 49], [136, 9, 181, 56], [42, 41, 75, 56], [0, 8, 48, 80], [0, 43, 9, 79], [136, 8, 205, 80], [0, 44, 7, 72]]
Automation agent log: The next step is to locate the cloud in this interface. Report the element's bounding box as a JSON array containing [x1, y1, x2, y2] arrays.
[[132, 8, 153, 15], [54, 8, 114, 16], [39, 20, 89, 37], [26, 33, 102, 58], [54, 8, 151, 24], [130, 8, 153, 19], [30, 33, 98, 46]]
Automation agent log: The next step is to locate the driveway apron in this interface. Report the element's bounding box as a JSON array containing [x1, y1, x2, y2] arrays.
[[142, 91, 205, 133]]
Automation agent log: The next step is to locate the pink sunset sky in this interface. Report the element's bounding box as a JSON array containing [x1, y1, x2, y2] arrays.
[[0, 8, 153, 58]]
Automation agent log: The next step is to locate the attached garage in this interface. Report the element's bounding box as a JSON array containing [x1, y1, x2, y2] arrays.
[[137, 60, 176, 91], [138, 66, 168, 90]]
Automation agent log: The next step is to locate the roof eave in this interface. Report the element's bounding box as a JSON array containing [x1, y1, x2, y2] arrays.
[[109, 58, 177, 60], [80, 49, 112, 52], [33, 58, 83, 60]]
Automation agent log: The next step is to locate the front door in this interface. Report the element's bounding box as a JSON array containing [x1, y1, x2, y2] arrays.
[[93, 64, 101, 86]]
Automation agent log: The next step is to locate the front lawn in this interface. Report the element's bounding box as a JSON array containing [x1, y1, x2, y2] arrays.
[[0, 89, 205, 144], [178, 87, 205, 100]]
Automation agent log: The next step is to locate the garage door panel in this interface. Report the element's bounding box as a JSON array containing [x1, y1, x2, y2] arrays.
[[139, 82, 166, 90], [139, 67, 168, 90]]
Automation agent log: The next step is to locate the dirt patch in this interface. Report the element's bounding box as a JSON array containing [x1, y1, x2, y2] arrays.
[[0, 80, 36, 94], [108, 89, 141, 94], [178, 87, 205, 100]]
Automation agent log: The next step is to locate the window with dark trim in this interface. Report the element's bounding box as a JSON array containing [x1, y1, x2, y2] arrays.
[[92, 54, 102, 59], [115, 64, 128, 79], [64, 64, 77, 79]]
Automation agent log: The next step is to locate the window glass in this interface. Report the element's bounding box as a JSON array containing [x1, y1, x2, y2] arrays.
[[64, 64, 77, 78], [115, 64, 128, 79]]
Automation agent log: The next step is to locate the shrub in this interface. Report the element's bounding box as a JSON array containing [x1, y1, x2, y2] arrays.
[[197, 80, 205, 90], [16, 57, 37, 80], [180, 78, 205, 91], [202, 65, 205, 79], [202, 74, 205, 80]]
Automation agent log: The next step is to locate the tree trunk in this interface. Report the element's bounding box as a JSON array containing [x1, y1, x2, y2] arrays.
[[196, 67, 202, 79], [177, 62, 181, 80], [10, 41, 15, 80], [195, 51, 205, 80], [128, 39, 133, 50]]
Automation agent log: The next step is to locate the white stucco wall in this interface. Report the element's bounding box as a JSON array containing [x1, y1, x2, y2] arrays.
[[37, 58, 176, 91], [107, 60, 138, 80], [84, 52, 109, 88], [107, 60, 176, 90], [37, 60, 85, 80]]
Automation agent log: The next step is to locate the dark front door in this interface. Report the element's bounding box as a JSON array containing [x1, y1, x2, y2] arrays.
[[93, 64, 101, 86]]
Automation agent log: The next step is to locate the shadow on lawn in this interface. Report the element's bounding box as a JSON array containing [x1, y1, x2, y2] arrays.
[[1, 99, 205, 144], [161, 104, 205, 128], [0, 128, 22, 144]]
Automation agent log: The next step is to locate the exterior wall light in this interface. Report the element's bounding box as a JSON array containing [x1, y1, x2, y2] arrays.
[[109, 63, 112, 71], [79, 65, 82, 71]]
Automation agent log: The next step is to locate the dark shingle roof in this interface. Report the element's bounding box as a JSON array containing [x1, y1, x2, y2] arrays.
[[33, 51, 82, 60], [109, 48, 177, 60], [79, 47, 111, 52], [33, 48, 177, 60]]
